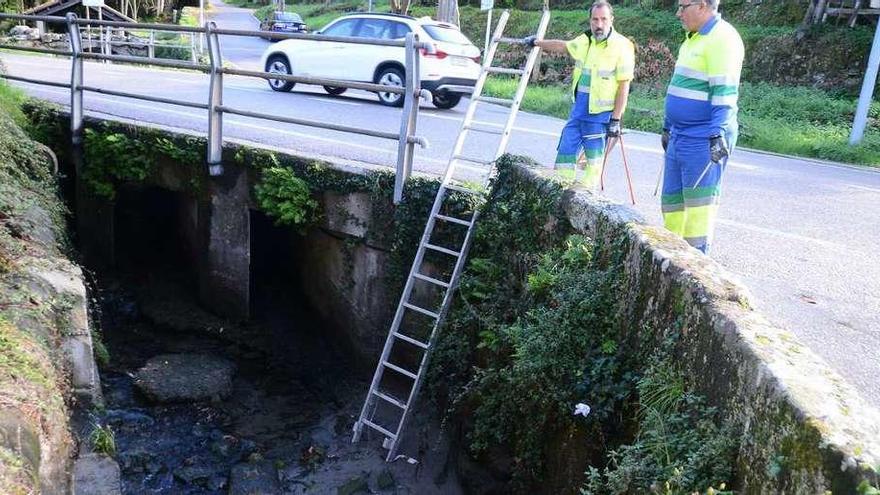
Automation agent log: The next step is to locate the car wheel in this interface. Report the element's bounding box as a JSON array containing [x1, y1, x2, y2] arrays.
[[375, 67, 405, 107], [432, 93, 462, 110], [323, 86, 347, 96], [266, 55, 294, 92]]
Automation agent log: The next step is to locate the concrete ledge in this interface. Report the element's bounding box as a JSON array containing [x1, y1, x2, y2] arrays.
[[510, 164, 880, 492], [24, 262, 102, 404]]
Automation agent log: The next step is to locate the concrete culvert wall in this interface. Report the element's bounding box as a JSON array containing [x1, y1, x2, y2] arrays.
[[15, 104, 880, 494], [555, 163, 880, 493], [0, 99, 102, 494]]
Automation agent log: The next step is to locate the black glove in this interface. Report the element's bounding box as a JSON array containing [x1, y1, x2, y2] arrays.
[[661, 129, 670, 152], [522, 35, 537, 47], [607, 118, 621, 138], [709, 135, 729, 163]]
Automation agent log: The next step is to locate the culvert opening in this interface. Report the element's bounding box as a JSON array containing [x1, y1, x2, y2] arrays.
[[113, 185, 196, 284], [76, 188, 462, 494]]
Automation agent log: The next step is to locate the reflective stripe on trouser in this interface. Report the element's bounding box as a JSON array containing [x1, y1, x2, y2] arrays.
[[555, 92, 610, 188], [660, 132, 734, 253]]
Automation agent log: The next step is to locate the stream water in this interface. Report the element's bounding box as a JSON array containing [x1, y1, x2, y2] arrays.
[[85, 270, 462, 494], [72, 189, 464, 494]]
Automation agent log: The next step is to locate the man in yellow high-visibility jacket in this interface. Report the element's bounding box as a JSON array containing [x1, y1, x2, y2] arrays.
[[661, 0, 744, 254], [524, 0, 634, 188]]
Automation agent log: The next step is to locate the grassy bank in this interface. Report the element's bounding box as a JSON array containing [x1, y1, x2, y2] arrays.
[[0, 80, 27, 127], [482, 79, 880, 166]]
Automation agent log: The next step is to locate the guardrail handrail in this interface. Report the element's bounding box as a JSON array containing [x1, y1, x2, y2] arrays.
[[0, 12, 427, 203]]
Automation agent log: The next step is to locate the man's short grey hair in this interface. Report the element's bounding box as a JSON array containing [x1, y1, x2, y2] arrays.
[[705, 0, 720, 10], [589, 0, 614, 16]]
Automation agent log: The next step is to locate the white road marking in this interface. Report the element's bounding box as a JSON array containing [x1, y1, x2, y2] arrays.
[[717, 219, 845, 251], [306, 96, 361, 106], [846, 184, 880, 193], [421, 111, 559, 137]]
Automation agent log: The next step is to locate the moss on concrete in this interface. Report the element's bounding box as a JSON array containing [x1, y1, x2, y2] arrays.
[[0, 97, 79, 494]]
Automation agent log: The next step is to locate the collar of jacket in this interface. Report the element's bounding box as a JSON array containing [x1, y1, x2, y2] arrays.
[[687, 13, 721, 39]]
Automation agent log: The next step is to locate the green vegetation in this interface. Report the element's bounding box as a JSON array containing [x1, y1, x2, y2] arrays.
[[425, 159, 739, 491], [89, 423, 117, 457], [254, 166, 320, 230], [92, 329, 110, 367], [859, 479, 880, 495], [582, 354, 737, 494], [0, 81, 27, 128], [0, 87, 67, 257], [0, 447, 34, 495], [76, 122, 204, 199]]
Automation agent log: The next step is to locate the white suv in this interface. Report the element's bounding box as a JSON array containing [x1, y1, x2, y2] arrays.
[[259, 13, 482, 109]]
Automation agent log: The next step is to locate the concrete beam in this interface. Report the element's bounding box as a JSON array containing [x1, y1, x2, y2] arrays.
[[72, 144, 115, 268], [198, 164, 250, 320]]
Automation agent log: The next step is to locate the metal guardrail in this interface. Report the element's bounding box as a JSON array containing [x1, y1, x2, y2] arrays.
[[0, 12, 431, 203]]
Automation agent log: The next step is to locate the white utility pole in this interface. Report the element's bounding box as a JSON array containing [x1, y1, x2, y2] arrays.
[[199, 0, 205, 52], [481, 0, 493, 56], [850, 15, 880, 144]]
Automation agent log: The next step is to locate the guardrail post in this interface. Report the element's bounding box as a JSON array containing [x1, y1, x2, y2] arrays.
[[394, 33, 420, 204], [206, 21, 223, 176], [148, 30, 155, 59], [66, 13, 84, 146]]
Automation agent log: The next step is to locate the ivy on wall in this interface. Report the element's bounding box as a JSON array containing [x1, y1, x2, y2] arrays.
[[426, 159, 738, 492], [253, 166, 319, 231]]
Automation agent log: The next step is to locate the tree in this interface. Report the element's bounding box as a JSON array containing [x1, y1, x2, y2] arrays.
[[390, 0, 412, 15], [437, 0, 459, 26]]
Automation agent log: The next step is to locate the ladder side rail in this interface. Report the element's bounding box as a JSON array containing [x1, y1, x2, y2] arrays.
[[444, 10, 511, 172], [385, 205, 484, 461], [353, 173, 461, 442], [352, 211, 441, 443], [492, 9, 551, 160], [385, 13, 552, 459]]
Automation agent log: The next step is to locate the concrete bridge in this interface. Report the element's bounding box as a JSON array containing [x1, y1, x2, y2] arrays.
[[17, 102, 873, 492]]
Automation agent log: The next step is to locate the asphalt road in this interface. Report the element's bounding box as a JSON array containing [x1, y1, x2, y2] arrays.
[[2, 1, 879, 409]]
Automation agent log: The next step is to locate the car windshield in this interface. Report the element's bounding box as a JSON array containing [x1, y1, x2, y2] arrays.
[[275, 13, 302, 22], [422, 24, 470, 45]]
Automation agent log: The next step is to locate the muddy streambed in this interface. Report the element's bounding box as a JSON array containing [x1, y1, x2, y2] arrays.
[[86, 275, 462, 494]]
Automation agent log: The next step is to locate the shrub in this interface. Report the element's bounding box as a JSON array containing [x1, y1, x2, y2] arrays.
[[254, 166, 320, 230], [89, 423, 116, 457]]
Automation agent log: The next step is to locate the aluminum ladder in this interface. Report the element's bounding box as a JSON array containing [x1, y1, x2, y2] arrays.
[[351, 9, 551, 462]]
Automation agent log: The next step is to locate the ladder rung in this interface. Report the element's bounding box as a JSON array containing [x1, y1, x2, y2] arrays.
[[434, 213, 472, 227], [486, 66, 525, 76], [476, 95, 514, 107], [373, 390, 408, 409], [402, 302, 440, 319], [383, 360, 418, 379], [451, 161, 489, 174], [393, 332, 430, 349], [413, 272, 450, 288], [496, 36, 525, 45], [463, 124, 504, 136], [452, 154, 494, 166], [362, 418, 397, 439], [442, 183, 484, 196], [423, 242, 461, 258]]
